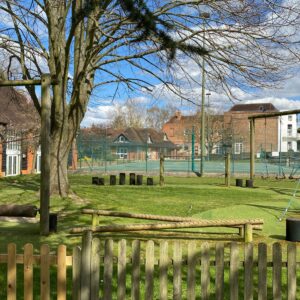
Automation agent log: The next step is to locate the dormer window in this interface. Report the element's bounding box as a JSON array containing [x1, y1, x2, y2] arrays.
[[147, 135, 152, 144], [118, 135, 126, 143], [163, 133, 168, 141]]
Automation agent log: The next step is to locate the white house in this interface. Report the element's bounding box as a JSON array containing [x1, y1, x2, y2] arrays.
[[278, 114, 298, 153]]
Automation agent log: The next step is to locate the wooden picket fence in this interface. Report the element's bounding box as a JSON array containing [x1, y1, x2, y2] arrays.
[[1, 232, 300, 299]]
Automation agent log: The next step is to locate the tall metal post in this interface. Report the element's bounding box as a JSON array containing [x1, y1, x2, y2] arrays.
[[40, 74, 51, 235], [191, 126, 195, 172], [200, 13, 210, 176], [250, 118, 255, 180]]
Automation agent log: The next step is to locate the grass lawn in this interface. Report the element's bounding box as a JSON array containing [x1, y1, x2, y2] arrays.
[[0, 174, 299, 250]]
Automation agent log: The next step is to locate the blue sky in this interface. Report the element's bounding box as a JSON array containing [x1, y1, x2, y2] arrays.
[[0, 0, 299, 127]]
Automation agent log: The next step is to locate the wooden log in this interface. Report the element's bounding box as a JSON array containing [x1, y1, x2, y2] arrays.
[[0, 204, 38, 217], [82, 209, 264, 225], [136, 175, 143, 185], [130, 173, 136, 185], [110, 175, 116, 185], [160, 154, 165, 186], [147, 177, 153, 186], [92, 177, 99, 185], [71, 219, 264, 234], [98, 178, 105, 185], [244, 223, 253, 242], [119, 173, 126, 185]]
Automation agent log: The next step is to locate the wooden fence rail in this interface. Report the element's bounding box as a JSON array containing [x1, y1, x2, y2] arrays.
[[0, 233, 299, 299]]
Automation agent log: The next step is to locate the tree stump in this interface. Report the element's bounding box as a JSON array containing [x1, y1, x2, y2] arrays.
[[92, 177, 99, 185], [119, 173, 126, 185], [98, 178, 105, 185], [246, 179, 253, 188], [136, 175, 143, 185], [286, 218, 300, 241], [130, 173, 136, 185], [49, 213, 57, 233], [236, 179, 243, 187], [110, 175, 116, 185], [147, 177, 154, 186]]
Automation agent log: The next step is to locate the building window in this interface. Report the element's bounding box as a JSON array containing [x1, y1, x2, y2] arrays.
[[234, 143, 243, 154], [288, 115, 293, 121], [215, 143, 223, 155], [117, 147, 128, 159], [7, 135, 21, 151], [147, 135, 152, 144], [288, 124, 292, 137], [183, 144, 189, 151], [163, 133, 168, 141], [118, 135, 127, 143], [288, 141, 292, 151]]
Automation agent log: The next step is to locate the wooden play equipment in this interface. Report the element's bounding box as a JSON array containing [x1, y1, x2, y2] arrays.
[[71, 209, 264, 242]]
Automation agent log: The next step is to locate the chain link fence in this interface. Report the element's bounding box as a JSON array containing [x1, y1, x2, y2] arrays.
[[76, 134, 300, 178]]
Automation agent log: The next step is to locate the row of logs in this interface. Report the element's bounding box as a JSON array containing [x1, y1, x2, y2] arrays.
[[236, 178, 253, 188], [92, 173, 154, 186]]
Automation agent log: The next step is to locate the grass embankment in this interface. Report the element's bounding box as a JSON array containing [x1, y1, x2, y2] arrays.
[[0, 174, 299, 250]]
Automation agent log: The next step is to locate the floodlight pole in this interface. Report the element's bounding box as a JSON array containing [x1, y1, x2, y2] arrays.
[[200, 12, 210, 177]]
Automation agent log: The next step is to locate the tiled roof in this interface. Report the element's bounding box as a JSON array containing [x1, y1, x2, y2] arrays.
[[0, 87, 38, 129], [229, 103, 278, 112]]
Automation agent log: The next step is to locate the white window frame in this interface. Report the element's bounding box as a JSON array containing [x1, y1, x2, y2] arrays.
[[288, 115, 293, 121], [234, 142, 243, 154], [117, 147, 128, 159], [287, 124, 293, 137]]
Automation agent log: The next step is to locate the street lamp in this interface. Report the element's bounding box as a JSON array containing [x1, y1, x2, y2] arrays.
[[200, 12, 210, 176], [206, 92, 211, 161]]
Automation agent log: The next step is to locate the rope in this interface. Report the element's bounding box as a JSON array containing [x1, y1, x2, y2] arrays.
[[278, 178, 300, 221]]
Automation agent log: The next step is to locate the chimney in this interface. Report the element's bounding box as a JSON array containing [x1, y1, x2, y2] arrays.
[[175, 110, 182, 120]]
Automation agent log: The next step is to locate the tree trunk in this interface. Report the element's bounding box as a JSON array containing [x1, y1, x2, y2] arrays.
[[49, 127, 72, 197]]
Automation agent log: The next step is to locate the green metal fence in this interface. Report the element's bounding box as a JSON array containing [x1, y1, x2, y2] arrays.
[[76, 135, 300, 178]]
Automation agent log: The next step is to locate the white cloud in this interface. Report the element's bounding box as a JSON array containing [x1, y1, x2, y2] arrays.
[[80, 105, 115, 127]]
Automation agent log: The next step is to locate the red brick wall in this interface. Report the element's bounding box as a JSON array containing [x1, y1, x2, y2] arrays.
[[224, 111, 278, 153]]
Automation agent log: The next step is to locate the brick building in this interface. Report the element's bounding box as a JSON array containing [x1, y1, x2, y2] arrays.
[[0, 87, 40, 176], [162, 111, 224, 156], [78, 127, 176, 161], [223, 103, 299, 156]]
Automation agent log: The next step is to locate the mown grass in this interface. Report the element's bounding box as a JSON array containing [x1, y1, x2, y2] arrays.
[[0, 174, 300, 298], [0, 174, 299, 250]]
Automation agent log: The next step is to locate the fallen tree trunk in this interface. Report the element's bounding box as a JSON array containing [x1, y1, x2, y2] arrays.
[[0, 205, 38, 217], [71, 219, 264, 234]]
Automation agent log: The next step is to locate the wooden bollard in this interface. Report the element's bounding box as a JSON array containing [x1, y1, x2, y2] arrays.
[[236, 179, 243, 187], [136, 175, 143, 185], [119, 173, 126, 185], [244, 223, 253, 242], [130, 173, 136, 185], [92, 177, 99, 185], [246, 179, 253, 188], [147, 177, 154, 186], [225, 153, 231, 187], [110, 175, 116, 185], [160, 154, 165, 186], [98, 178, 105, 185]]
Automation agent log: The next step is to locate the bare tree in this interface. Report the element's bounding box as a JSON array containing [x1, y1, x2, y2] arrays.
[[146, 105, 177, 130], [0, 0, 299, 195]]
